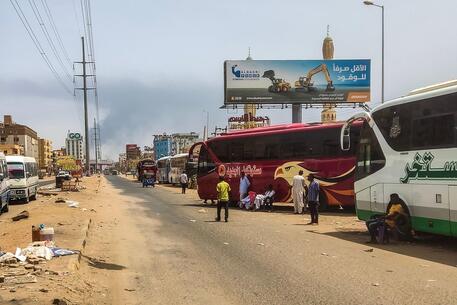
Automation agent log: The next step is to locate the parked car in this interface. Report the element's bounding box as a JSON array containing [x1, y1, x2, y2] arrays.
[[0, 153, 10, 213], [56, 171, 72, 180]]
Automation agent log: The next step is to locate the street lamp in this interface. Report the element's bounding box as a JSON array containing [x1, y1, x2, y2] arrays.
[[364, 0, 384, 104]]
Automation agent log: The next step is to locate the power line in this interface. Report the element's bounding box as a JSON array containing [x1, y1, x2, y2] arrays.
[[40, 0, 73, 67], [10, 0, 72, 95], [28, 0, 72, 82]]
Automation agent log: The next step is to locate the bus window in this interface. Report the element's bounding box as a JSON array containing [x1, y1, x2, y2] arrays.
[[373, 104, 412, 151], [243, 139, 255, 161], [230, 141, 244, 162], [356, 122, 386, 180], [198, 146, 215, 176], [208, 141, 229, 163], [412, 113, 455, 148], [254, 136, 279, 160]]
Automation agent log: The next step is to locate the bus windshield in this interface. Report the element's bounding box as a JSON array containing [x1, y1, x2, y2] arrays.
[[8, 162, 25, 179]]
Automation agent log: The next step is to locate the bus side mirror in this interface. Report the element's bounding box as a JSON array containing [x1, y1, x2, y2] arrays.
[[0, 173, 4, 181], [340, 125, 351, 151]]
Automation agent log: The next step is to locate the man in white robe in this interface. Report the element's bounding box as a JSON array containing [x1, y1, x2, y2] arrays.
[[292, 170, 306, 214]]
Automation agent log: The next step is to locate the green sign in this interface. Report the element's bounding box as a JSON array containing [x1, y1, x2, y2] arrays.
[[401, 152, 457, 183]]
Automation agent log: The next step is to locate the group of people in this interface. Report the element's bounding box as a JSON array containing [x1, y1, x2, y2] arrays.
[[215, 170, 321, 224], [291, 171, 320, 225]]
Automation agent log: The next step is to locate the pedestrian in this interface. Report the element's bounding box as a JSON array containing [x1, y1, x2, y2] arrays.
[[307, 174, 320, 225], [292, 170, 306, 214], [180, 172, 188, 194], [216, 176, 231, 222], [238, 171, 250, 208]]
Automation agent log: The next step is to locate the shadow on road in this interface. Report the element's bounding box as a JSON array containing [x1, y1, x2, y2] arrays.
[[310, 229, 457, 267]]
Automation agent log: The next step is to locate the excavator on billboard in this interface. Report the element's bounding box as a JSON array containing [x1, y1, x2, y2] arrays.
[[295, 63, 335, 92], [262, 70, 291, 93]]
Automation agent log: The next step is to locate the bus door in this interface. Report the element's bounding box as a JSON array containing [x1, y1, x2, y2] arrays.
[[448, 186, 457, 235]]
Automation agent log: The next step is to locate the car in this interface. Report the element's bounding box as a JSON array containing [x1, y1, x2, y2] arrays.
[[57, 171, 72, 180]]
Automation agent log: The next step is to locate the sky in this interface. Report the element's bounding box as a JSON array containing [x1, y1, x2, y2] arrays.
[[2, 0, 457, 160]]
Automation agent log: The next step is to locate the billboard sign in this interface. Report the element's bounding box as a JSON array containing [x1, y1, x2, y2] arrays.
[[224, 59, 370, 104]]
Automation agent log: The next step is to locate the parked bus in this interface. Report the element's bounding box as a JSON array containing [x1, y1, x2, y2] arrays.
[[136, 159, 157, 182], [192, 122, 360, 209], [6, 156, 39, 203], [341, 80, 457, 236], [157, 156, 171, 183], [0, 153, 10, 213], [169, 153, 188, 185]]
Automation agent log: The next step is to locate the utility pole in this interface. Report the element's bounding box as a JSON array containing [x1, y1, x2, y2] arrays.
[[74, 36, 94, 176], [93, 118, 98, 173], [82, 37, 90, 175]]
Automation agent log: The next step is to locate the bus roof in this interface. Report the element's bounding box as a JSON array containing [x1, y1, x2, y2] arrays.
[[171, 153, 188, 159], [5, 156, 36, 163], [373, 80, 457, 114], [157, 156, 171, 161], [207, 122, 347, 142]]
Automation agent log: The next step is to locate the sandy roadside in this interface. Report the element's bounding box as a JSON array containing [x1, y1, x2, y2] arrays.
[[0, 176, 104, 304]]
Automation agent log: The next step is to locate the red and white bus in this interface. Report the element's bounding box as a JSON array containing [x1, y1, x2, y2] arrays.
[[190, 122, 360, 209]]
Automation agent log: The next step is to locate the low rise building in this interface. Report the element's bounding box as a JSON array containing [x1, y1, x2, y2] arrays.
[[38, 138, 53, 169], [0, 144, 24, 155], [0, 115, 39, 160], [170, 132, 199, 155]]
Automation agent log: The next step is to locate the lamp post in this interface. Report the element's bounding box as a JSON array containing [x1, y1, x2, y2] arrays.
[[363, 0, 384, 104]]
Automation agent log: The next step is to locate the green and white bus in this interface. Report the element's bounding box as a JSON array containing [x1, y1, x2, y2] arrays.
[[341, 80, 457, 236]]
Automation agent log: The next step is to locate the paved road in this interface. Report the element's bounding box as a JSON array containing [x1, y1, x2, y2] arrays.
[[102, 176, 457, 305]]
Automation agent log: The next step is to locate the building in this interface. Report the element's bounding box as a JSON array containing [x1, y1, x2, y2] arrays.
[[126, 144, 141, 160], [170, 132, 199, 155], [153, 135, 172, 159], [65, 131, 84, 161], [0, 115, 39, 159], [38, 138, 53, 169], [0, 144, 24, 155]]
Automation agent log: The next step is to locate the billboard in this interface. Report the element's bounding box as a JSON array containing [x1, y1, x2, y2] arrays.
[[224, 59, 370, 104]]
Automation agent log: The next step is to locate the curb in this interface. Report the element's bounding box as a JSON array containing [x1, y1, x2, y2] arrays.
[[67, 218, 92, 271]]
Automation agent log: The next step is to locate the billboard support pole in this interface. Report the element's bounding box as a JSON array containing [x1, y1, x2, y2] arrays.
[[292, 104, 302, 123]]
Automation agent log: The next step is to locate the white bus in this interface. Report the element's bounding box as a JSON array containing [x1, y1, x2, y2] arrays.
[[169, 153, 188, 185], [157, 156, 171, 184], [341, 80, 457, 236], [0, 153, 10, 213], [6, 156, 39, 203]]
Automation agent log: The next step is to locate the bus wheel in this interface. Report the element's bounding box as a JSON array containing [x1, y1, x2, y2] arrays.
[[2, 201, 9, 213], [30, 189, 37, 201]]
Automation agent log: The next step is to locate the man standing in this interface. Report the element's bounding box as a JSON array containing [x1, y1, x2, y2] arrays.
[[180, 172, 188, 194], [292, 170, 306, 214], [239, 171, 250, 208], [307, 174, 320, 225], [216, 176, 231, 222]]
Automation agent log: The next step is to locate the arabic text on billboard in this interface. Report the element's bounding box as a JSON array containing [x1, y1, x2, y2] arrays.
[[224, 59, 370, 104]]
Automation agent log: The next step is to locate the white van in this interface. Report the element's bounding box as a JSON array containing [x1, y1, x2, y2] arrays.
[[0, 153, 10, 213], [6, 156, 38, 203]]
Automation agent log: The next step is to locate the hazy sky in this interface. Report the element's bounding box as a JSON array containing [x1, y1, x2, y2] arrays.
[[2, 0, 457, 159]]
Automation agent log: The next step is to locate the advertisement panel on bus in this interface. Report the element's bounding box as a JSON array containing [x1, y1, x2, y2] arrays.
[[224, 59, 370, 105]]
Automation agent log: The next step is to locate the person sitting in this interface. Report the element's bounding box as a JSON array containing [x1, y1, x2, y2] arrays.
[[253, 185, 275, 211], [241, 191, 256, 210], [366, 195, 410, 243]]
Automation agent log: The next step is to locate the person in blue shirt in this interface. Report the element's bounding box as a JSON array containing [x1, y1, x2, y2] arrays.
[[306, 174, 320, 225]]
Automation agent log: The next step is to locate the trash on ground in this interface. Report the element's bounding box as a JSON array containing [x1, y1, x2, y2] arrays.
[[223, 242, 229, 245], [50, 248, 78, 257], [14, 248, 27, 262], [0, 253, 18, 264], [321, 252, 328, 256], [12, 210, 29, 222], [363, 248, 374, 252], [189, 219, 196, 223], [55, 197, 67, 203], [257, 242, 265, 246], [20, 245, 53, 260], [124, 288, 136, 292], [372, 283, 380, 287], [66, 200, 79, 208], [198, 208, 207, 213]]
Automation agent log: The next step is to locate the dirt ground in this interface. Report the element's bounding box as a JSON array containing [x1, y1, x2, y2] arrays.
[[0, 176, 102, 304]]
